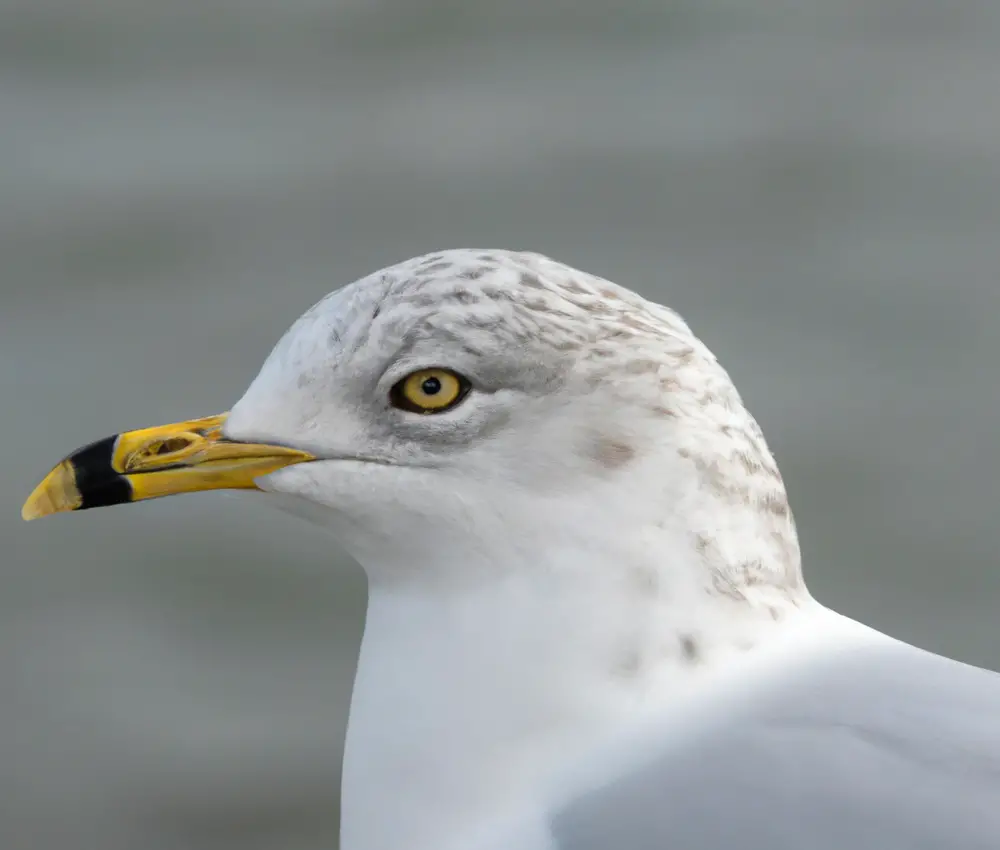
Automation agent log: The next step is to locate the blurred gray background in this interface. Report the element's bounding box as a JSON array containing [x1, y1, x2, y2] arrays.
[[2, 2, 999, 848]]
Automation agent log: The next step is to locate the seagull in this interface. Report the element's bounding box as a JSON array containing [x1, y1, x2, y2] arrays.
[[22, 249, 1000, 850]]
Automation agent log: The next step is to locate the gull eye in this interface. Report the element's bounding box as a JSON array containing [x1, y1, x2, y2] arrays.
[[390, 368, 471, 414]]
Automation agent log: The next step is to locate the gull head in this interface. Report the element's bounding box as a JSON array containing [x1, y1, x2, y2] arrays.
[[25, 248, 806, 611]]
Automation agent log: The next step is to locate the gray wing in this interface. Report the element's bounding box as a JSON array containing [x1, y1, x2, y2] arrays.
[[552, 643, 1000, 849]]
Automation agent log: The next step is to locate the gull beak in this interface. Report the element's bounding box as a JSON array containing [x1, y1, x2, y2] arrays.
[[21, 413, 315, 521]]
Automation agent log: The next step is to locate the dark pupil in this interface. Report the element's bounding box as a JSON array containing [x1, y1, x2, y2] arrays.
[[421, 376, 442, 396]]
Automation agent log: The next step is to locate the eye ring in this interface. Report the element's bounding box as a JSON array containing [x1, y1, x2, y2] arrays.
[[390, 368, 471, 414]]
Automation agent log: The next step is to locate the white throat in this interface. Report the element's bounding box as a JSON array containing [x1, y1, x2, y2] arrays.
[[337, 529, 811, 850]]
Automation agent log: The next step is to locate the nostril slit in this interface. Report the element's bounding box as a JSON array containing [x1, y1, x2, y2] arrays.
[[154, 437, 192, 455], [125, 434, 201, 472]]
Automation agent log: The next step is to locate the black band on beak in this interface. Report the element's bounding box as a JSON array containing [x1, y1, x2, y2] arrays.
[[68, 435, 133, 510]]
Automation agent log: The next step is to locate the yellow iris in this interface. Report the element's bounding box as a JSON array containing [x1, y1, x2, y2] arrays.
[[392, 368, 469, 413]]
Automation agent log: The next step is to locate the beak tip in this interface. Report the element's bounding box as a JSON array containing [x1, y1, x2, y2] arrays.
[[21, 461, 82, 521]]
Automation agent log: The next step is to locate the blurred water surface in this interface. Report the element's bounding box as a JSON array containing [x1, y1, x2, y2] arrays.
[[2, 2, 1000, 848]]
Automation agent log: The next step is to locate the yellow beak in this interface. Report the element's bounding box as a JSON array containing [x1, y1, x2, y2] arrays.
[[21, 413, 315, 521]]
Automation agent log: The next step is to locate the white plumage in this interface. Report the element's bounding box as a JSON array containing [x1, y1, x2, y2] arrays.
[[220, 249, 1000, 850]]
